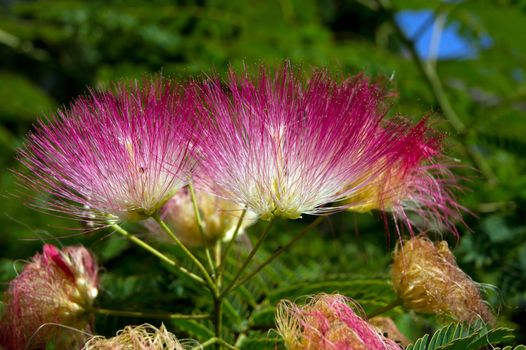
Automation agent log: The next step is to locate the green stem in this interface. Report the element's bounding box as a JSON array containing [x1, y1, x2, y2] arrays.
[[220, 219, 275, 298], [378, 0, 497, 184], [152, 215, 218, 296], [213, 241, 223, 350], [90, 307, 209, 320], [367, 298, 402, 319], [111, 224, 205, 285], [217, 208, 247, 278], [213, 296, 223, 349], [194, 338, 239, 350], [188, 181, 216, 274], [215, 240, 223, 288], [228, 216, 324, 292]]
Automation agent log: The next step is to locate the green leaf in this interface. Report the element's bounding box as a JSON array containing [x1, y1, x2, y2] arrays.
[[268, 275, 395, 307], [478, 131, 526, 158], [97, 234, 130, 262], [170, 319, 214, 340], [406, 322, 517, 350], [237, 332, 283, 350]]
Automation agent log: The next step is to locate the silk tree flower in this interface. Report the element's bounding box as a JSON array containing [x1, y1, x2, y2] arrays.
[[275, 294, 402, 350], [144, 184, 258, 247], [193, 65, 447, 220], [345, 120, 463, 234], [83, 324, 199, 350], [18, 79, 194, 227], [0, 244, 99, 350], [391, 236, 494, 324]]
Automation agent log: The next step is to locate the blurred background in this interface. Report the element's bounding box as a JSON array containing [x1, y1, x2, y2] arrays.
[[1, 0, 525, 345]]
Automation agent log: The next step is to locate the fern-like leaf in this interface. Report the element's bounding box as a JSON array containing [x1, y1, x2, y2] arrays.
[[406, 322, 516, 350]]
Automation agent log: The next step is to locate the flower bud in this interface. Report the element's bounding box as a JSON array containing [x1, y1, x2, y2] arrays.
[[147, 186, 257, 247], [275, 294, 402, 350], [0, 244, 99, 350], [83, 323, 198, 349], [391, 236, 494, 324]]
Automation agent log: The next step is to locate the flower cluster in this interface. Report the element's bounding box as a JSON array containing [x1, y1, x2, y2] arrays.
[[0, 244, 99, 350], [10, 65, 469, 348], [17, 65, 460, 231], [391, 236, 494, 324], [83, 324, 198, 350], [275, 294, 403, 350]]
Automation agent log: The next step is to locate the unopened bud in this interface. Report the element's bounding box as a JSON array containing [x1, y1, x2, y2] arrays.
[[275, 294, 402, 350], [147, 187, 257, 247], [391, 236, 494, 324], [0, 244, 99, 350]]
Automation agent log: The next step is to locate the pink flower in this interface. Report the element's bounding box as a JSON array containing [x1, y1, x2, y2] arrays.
[[0, 244, 99, 350], [345, 119, 463, 234], [275, 294, 403, 350], [192, 65, 451, 221], [18, 79, 195, 227]]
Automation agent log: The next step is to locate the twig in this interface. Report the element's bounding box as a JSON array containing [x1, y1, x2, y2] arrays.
[[111, 224, 205, 285]]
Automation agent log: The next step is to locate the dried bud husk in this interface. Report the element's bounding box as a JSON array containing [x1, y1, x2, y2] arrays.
[[391, 236, 494, 324], [83, 323, 199, 349]]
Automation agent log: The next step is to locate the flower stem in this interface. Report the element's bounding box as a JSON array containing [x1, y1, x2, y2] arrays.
[[188, 181, 216, 274], [194, 338, 239, 350], [214, 240, 222, 287], [110, 224, 205, 285], [220, 219, 275, 298], [216, 208, 247, 278], [153, 215, 218, 296], [227, 216, 324, 292], [376, 0, 496, 184], [367, 298, 402, 319], [213, 296, 223, 349], [89, 307, 210, 320]]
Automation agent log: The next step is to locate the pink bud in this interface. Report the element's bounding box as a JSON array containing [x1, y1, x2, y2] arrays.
[[276, 294, 403, 350], [0, 245, 99, 350]]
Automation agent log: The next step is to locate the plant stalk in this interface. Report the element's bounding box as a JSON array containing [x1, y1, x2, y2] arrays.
[[111, 224, 205, 284], [377, 0, 497, 184], [228, 216, 324, 292], [90, 307, 209, 320], [217, 208, 248, 277], [193, 337, 239, 350], [367, 298, 402, 318], [213, 296, 223, 350], [220, 219, 275, 298], [153, 215, 218, 295], [188, 181, 216, 274]]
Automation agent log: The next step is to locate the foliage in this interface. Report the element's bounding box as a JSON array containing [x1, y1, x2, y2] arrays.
[[406, 321, 516, 350]]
